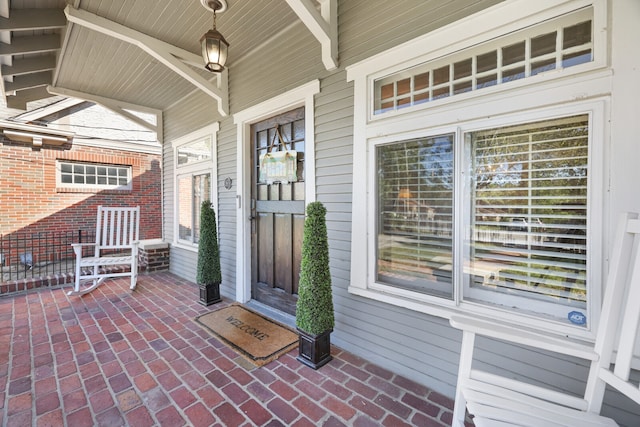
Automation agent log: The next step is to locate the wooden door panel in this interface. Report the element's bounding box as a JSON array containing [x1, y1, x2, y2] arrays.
[[257, 213, 273, 284], [274, 214, 293, 293], [292, 214, 304, 295], [256, 200, 305, 215]]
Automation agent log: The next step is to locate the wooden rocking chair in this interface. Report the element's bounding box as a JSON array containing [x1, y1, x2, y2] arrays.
[[68, 206, 140, 296], [450, 212, 640, 426]]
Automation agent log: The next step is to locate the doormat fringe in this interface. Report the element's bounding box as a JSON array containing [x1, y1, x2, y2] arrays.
[[195, 304, 298, 367]]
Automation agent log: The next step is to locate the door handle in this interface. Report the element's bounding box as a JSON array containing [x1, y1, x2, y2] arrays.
[[249, 199, 257, 222]]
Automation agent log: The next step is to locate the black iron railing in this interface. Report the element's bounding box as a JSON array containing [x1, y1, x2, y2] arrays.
[[0, 230, 95, 284]]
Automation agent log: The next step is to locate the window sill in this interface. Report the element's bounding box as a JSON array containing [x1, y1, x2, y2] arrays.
[[348, 284, 596, 342], [348, 285, 455, 320], [56, 187, 132, 194], [172, 241, 198, 253]]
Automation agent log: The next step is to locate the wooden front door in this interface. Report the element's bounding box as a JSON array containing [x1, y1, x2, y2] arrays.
[[250, 107, 305, 315]]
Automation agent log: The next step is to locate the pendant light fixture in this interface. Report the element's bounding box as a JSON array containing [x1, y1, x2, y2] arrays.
[[200, 0, 229, 72]]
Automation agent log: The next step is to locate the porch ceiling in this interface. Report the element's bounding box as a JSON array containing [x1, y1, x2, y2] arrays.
[[0, 0, 316, 113]]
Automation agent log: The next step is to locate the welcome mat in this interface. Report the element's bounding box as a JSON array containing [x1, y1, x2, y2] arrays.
[[195, 304, 298, 367]]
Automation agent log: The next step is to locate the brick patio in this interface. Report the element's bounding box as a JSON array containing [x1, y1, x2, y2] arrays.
[[0, 272, 460, 426]]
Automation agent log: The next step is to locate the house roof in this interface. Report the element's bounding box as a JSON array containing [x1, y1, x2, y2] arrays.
[[0, 0, 335, 120]]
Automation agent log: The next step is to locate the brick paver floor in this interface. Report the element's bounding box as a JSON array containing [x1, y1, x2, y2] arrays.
[[0, 272, 458, 426]]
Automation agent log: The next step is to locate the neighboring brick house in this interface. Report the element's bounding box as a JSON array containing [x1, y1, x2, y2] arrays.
[[0, 103, 162, 276]]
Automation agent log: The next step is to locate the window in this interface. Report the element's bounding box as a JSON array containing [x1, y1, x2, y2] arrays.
[[173, 124, 219, 247], [348, 0, 608, 337], [177, 137, 212, 166], [375, 114, 591, 321], [371, 6, 599, 118], [377, 134, 454, 298], [57, 161, 132, 190], [463, 115, 588, 319], [177, 173, 211, 244]]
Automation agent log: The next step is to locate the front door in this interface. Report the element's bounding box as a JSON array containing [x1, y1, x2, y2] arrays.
[[250, 107, 305, 315]]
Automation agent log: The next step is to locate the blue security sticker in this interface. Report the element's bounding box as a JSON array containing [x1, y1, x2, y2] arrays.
[[568, 311, 587, 325]]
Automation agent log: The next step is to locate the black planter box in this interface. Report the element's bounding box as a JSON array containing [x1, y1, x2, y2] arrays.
[[296, 328, 333, 369], [199, 283, 221, 306]]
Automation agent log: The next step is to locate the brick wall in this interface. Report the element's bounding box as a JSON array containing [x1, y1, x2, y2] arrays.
[[0, 137, 162, 240]]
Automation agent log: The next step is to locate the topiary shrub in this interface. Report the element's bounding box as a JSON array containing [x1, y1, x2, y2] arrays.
[[196, 200, 222, 287], [296, 201, 334, 335]]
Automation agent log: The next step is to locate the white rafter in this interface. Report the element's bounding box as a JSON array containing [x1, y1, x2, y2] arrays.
[[46, 85, 164, 143], [63, 5, 228, 117], [285, 0, 337, 70]]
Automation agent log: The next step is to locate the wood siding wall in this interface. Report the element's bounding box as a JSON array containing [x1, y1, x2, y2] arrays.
[[163, 90, 215, 281], [161, 1, 640, 424]]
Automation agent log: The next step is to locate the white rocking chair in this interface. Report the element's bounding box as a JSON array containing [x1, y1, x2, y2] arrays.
[[68, 206, 140, 296], [450, 212, 640, 426]]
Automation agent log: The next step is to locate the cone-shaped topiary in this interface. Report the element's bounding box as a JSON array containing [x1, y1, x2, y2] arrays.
[[296, 201, 334, 335], [197, 200, 222, 287]]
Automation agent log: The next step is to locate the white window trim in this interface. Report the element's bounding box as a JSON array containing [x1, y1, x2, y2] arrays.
[[56, 160, 132, 191], [372, 6, 595, 117], [171, 122, 219, 251], [346, 0, 610, 340], [233, 80, 320, 304], [348, 0, 606, 124]]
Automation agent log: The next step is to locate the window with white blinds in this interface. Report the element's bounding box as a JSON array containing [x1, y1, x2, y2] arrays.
[[375, 114, 591, 320], [464, 115, 589, 314], [377, 135, 454, 298]]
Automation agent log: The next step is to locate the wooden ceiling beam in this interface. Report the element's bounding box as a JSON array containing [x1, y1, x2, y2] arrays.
[[4, 70, 51, 92], [6, 86, 54, 110], [0, 8, 66, 31], [2, 56, 56, 77], [0, 34, 60, 56]]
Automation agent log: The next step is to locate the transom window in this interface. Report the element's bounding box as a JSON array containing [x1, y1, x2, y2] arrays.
[[177, 137, 212, 166], [57, 161, 131, 190], [374, 7, 593, 115]]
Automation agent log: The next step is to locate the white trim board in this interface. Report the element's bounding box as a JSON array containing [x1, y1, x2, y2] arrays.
[[233, 79, 320, 304]]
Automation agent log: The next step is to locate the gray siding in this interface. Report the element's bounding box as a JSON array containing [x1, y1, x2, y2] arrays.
[[163, 90, 219, 281], [314, 71, 464, 392], [229, 22, 327, 112], [163, 92, 240, 294], [159, 1, 639, 424], [339, 0, 503, 68], [161, 115, 174, 244], [215, 115, 238, 298], [169, 246, 198, 283]]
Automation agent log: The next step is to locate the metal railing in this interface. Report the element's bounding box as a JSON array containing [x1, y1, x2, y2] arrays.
[[1, 230, 95, 284]]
